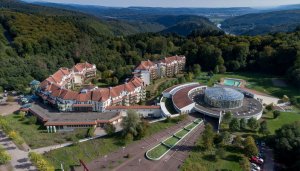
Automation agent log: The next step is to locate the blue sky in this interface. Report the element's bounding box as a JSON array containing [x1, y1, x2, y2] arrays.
[[24, 0, 300, 8]]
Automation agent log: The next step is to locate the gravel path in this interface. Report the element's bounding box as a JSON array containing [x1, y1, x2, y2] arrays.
[[0, 130, 36, 171]]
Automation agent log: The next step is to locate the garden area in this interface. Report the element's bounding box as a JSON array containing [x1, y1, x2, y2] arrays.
[[2, 113, 89, 149], [146, 119, 202, 160], [262, 108, 300, 134]]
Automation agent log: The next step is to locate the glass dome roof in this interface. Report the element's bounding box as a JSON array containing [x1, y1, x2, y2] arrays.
[[204, 87, 244, 102]]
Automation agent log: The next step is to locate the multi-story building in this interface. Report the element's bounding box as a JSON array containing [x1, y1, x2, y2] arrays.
[[133, 60, 158, 85], [134, 55, 186, 85], [37, 62, 145, 112]]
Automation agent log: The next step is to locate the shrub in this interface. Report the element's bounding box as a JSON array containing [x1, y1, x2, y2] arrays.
[[0, 145, 11, 164], [103, 123, 116, 136], [265, 104, 274, 111], [6, 96, 14, 102], [87, 127, 96, 137], [29, 152, 54, 171], [273, 110, 281, 119], [8, 130, 24, 145], [27, 116, 37, 125]]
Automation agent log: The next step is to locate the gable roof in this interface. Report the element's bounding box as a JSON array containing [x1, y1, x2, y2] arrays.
[[135, 60, 156, 70]]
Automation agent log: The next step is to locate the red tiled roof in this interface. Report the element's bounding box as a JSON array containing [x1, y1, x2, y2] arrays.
[[106, 105, 160, 110], [76, 91, 91, 102], [73, 62, 94, 72], [45, 121, 97, 126], [135, 60, 156, 70], [172, 85, 199, 109], [58, 89, 78, 100], [160, 55, 185, 64]]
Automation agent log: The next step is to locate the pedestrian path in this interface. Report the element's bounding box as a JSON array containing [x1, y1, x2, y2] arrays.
[[0, 130, 36, 171]]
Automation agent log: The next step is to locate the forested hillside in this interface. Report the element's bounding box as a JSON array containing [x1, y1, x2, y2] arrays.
[[0, 0, 300, 93], [222, 10, 300, 35]]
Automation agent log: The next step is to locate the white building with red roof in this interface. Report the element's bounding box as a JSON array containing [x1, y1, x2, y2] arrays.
[[37, 62, 146, 112], [134, 55, 186, 85]]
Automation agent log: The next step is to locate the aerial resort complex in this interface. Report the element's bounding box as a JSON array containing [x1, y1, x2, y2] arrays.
[[1, 1, 300, 171]]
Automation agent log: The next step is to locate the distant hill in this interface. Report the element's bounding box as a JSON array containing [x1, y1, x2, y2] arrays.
[[157, 15, 223, 36], [27, 2, 224, 36], [222, 10, 300, 35]]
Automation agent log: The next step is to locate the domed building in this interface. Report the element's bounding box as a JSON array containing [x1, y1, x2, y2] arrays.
[[161, 83, 263, 120], [204, 87, 244, 109]]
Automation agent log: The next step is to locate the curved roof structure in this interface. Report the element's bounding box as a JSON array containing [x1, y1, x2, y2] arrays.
[[204, 87, 244, 102]]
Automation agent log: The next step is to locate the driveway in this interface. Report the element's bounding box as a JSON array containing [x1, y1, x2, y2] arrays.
[[0, 130, 36, 171], [0, 101, 20, 116], [263, 147, 274, 171]]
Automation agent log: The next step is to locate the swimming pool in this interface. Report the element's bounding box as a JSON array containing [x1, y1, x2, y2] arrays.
[[223, 79, 241, 87]]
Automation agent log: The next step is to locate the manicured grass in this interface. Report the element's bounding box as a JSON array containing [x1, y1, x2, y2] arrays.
[[4, 114, 88, 149], [165, 98, 178, 114], [263, 111, 300, 134], [146, 144, 170, 159], [163, 136, 180, 147], [196, 72, 300, 99], [175, 129, 189, 138], [44, 119, 180, 170], [185, 122, 197, 130], [181, 142, 243, 171]]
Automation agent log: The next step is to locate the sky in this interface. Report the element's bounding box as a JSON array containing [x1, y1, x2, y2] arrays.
[[24, 0, 300, 8]]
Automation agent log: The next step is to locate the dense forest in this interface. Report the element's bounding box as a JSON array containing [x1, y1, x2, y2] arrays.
[[0, 0, 300, 94]]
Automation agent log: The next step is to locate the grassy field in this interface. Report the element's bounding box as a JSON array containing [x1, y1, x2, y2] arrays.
[[181, 143, 243, 171], [263, 111, 300, 134], [163, 136, 180, 147], [4, 114, 88, 149], [44, 119, 181, 170], [196, 72, 300, 99]]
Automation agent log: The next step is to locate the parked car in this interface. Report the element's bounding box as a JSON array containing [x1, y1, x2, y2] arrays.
[[21, 103, 32, 109], [251, 163, 261, 170], [250, 156, 263, 165]]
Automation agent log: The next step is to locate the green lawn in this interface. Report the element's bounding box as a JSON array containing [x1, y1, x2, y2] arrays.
[[196, 72, 300, 99], [163, 136, 180, 147], [44, 119, 180, 170], [181, 144, 243, 171], [146, 144, 170, 159], [185, 122, 197, 130], [175, 129, 189, 138], [4, 114, 88, 149], [263, 111, 300, 134]]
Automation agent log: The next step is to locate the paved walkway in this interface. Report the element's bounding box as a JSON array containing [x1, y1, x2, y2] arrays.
[[0, 130, 36, 171], [0, 101, 20, 116], [75, 116, 203, 171]]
